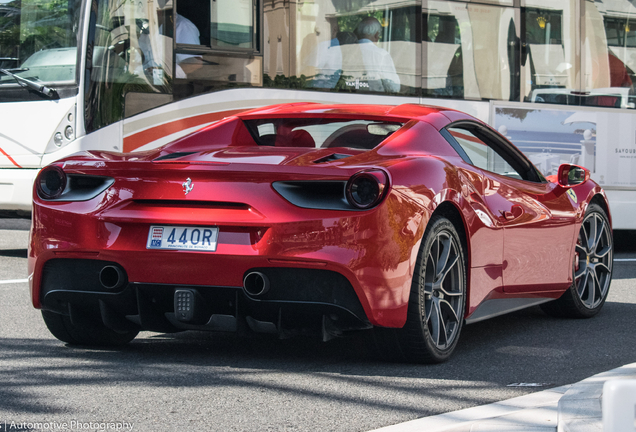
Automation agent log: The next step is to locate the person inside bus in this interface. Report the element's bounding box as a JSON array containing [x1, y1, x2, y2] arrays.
[[305, 20, 342, 89], [138, 1, 202, 79], [172, 11, 203, 78], [353, 17, 400, 93]]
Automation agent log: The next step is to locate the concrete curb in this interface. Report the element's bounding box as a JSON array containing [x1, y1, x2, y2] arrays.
[[557, 362, 636, 432], [368, 385, 570, 432], [368, 362, 636, 432]]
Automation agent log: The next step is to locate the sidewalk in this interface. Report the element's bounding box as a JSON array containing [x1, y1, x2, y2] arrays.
[[369, 363, 636, 432]]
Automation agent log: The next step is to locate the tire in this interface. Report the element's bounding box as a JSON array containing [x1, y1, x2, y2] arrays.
[[541, 203, 613, 318], [374, 215, 467, 364], [42, 310, 139, 346]]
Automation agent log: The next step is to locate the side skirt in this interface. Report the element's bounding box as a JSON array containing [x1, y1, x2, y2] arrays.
[[465, 297, 554, 325]]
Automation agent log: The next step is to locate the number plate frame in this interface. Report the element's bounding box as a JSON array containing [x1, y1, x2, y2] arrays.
[[146, 225, 219, 251]]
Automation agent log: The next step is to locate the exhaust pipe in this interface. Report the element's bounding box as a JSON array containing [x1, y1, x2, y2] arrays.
[[99, 265, 126, 290], [243, 272, 270, 296]]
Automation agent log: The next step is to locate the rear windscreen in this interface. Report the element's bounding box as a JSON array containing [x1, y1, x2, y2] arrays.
[[243, 118, 404, 150]]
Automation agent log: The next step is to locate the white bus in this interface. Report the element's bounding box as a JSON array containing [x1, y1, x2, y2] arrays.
[[1, 0, 635, 229]]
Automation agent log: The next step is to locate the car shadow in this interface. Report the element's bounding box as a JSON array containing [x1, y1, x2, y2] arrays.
[[3, 300, 636, 418], [0, 249, 28, 258]]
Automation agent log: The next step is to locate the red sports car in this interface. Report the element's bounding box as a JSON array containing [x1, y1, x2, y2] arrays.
[[29, 103, 613, 363]]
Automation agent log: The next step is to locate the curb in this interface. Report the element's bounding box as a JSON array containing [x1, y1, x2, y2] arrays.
[[368, 362, 636, 432], [557, 362, 636, 432], [368, 385, 570, 432]]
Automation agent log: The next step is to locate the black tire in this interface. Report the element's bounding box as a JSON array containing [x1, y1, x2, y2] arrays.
[[42, 310, 139, 346], [541, 203, 613, 318], [374, 215, 467, 364]]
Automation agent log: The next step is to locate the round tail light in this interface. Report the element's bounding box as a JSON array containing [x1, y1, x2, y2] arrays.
[[37, 166, 67, 199], [346, 170, 388, 209]]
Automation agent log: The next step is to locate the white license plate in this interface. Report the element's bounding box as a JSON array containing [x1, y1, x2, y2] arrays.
[[147, 225, 218, 251]]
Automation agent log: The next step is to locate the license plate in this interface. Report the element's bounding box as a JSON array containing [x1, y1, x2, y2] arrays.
[[147, 225, 218, 251]]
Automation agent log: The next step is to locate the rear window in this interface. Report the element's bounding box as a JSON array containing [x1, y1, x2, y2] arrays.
[[243, 118, 403, 150]]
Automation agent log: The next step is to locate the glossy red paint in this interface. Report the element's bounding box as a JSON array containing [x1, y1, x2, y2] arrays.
[[29, 103, 612, 340]]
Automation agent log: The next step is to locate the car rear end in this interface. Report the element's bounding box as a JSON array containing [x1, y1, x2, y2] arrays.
[[29, 145, 422, 342]]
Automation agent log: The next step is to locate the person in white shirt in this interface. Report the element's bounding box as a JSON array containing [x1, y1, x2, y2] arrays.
[[173, 12, 201, 77], [304, 21, 342, 89], [354, 17, 400, 93], [138, 9, 201, 79]]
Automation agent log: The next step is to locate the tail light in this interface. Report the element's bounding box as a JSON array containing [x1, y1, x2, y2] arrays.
[[36, 166, 67, 200], [346, 170, 388, 209]]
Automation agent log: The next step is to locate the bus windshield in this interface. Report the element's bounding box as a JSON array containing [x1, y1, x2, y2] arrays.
[[0, 0, 81, 86]]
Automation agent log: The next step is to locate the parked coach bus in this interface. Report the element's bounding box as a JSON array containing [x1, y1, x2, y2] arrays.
[[1, 0, 635, 229]]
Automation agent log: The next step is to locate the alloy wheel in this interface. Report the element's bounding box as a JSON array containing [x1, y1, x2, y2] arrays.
[[422, 230, 464, 350], [574, 211, 613, 309]]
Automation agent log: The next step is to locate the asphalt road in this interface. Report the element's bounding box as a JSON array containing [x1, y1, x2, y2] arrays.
[[1, 218, 635, 432]]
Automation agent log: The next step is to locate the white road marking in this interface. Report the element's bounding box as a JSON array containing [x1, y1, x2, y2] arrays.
[[0, 278, 28, 284], [615, 259, 636, 262]]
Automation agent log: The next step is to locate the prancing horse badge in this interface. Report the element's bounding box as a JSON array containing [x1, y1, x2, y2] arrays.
[[182, 178, 194, 195]]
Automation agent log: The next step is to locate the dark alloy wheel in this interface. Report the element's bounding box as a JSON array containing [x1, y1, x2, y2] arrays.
[[542, 203, 613, 318], [374, 215, 466, 363]]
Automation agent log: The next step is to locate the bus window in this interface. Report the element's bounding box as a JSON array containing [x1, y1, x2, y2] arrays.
[[210, 0, 255, 49], [423, 1, 519, 101], [422, 13, 462, 97], [289, 0, 418, 95], [580, 0, 636, 109], [170, 0, 261, 96], [523, 1, 576, 104], [84, 0, 174, 132], [0, 0, 81, 96]]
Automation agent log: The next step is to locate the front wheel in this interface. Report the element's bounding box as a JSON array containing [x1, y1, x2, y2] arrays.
[[42, 310, 139, 346], [541, 203, 613, 318], [374, 215, 467, 363]]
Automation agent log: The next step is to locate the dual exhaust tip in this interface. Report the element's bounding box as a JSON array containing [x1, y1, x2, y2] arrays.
[[98, 266, 269, 297], [243, 272, 270, 297], [99, 265, 126, 290]]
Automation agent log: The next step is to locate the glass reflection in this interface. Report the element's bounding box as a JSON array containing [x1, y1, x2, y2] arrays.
[[422, 1, 519, 101], [269, 0, 419, 95], [582, 0, 636, 108]]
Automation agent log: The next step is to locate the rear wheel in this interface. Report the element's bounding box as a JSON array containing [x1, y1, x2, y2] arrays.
[[374, 215, 466, 363], [42, 310, 139, 346], [541, 203, 613, 318]]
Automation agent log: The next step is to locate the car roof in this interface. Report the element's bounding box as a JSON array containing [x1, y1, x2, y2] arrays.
[[235, 102, 475, 129]]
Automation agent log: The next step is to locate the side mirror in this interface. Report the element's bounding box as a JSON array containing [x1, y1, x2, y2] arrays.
[[557, 163, 590, 187]]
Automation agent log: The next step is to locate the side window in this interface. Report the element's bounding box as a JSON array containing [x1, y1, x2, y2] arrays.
[[422, 2, 520, 101], [171, 0, 262, 98], [276, 0, 419, 95], [85, 0, 174, 132], [446, 126, 523, 180]]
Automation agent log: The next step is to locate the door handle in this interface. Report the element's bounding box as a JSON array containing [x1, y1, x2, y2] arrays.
[[501, 205, 524, 221], [502, 211, 515, 220]]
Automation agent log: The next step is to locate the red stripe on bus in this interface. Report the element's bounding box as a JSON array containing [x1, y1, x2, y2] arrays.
[[123, 109, 247, 153], [449, 130, 486, 145], [0, 146, 22, 168]]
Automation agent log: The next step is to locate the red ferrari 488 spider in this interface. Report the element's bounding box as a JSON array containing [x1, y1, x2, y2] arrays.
[[29, 103, 613, 363]]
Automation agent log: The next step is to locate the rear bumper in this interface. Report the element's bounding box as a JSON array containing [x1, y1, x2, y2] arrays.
[[29, 191, 425, 329], [39, 259, 371, 338]]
